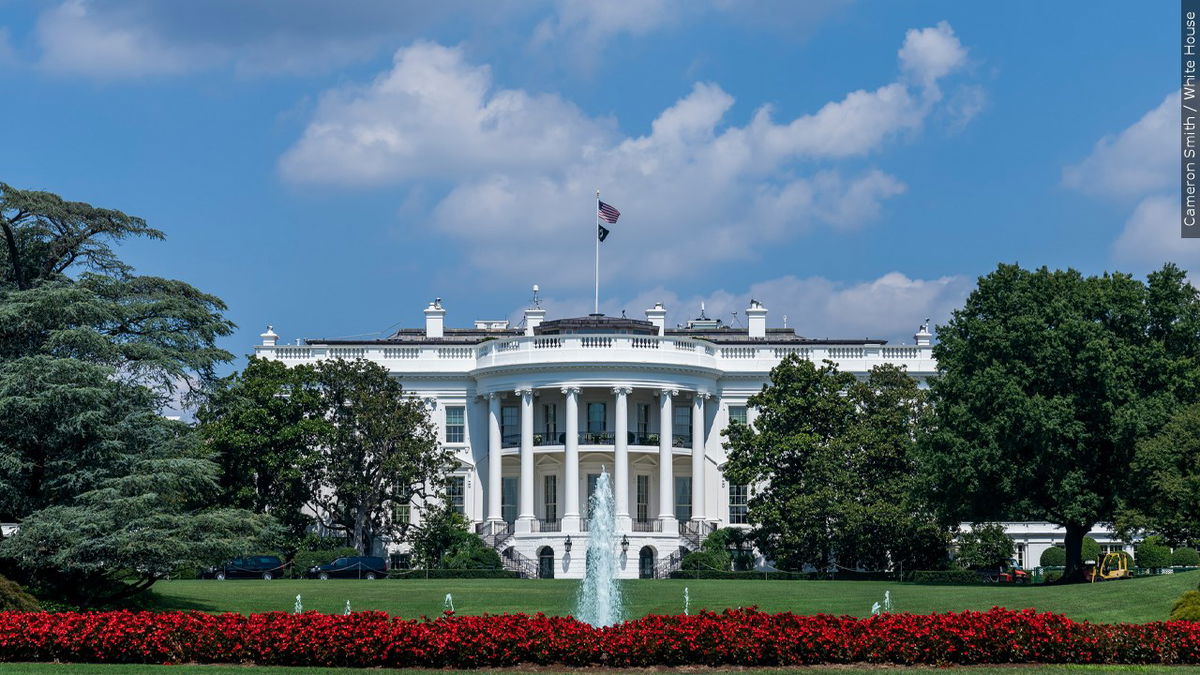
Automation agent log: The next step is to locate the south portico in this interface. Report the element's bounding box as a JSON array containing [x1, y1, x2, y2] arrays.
[[477, 380, 717, 539]]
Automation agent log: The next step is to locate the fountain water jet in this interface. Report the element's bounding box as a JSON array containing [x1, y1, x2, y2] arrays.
[[575, 468, 623, 627]]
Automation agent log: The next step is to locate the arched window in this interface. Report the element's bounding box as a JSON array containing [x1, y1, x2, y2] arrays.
[[638, 546, 655, 579], [538, 546, 555, 579]]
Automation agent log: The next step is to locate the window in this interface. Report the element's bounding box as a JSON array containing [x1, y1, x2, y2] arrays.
[[1015, 543, 1027, 569], [636, 403, 650, 435], [447, 476, 465, 516], [445, 406, 465, 443], [543, 403, 557, 439], [544, 474, 558, 522], [675, 476, 692, 522], [587, 402, 607, 433], [587, 473, 600, 516], [501, 477, 517, 524], [636, 474, 650, 522], [724, 401, 744, 422], [729, 484, 749, 524], [392, 501, 411, 526], [674, 405, 692, 441], [501, 406, 519, 445]]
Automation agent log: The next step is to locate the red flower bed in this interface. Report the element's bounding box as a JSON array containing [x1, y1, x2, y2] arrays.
[[0, 607, 1196, 667]]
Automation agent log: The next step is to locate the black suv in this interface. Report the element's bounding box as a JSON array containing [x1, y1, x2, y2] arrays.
[[203, 555, 287, 580], [308, 555, 388, 580]]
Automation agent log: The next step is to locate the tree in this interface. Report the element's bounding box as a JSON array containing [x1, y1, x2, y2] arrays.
[[1118, 403, 1200, 544], [308, 358, 452, 553], [954, 523, 1014, 569], [409, 504, 497, 569], [724, 357, 947, 572], [197, 357, 327, 542], [0, 183, 266, 605], [2, 419, 274, 607], [1135, 536, 1172, 571], [921, 264, 1200, 582]]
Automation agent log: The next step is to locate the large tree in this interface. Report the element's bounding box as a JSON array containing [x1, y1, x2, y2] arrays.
[[724, 357, 946, 572], [1118, 402, 1200, 544], [197, 357, 327, 541], [0, 183, 268, 603], [921, 263, 1200, 581], [308, 358, 453, 553]]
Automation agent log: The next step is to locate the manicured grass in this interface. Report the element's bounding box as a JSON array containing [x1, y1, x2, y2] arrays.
[[3, 664, 1200, 674], [147, 570, 1200, 624]]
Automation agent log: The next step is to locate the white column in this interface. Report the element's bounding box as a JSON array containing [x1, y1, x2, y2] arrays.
[[561, 386, 581, 532], [691, 393, 707, 522], [487, 393, 502, 523], [613, 386, 632, 531], [658, 388, 678, 530], [516, 388, 535, 532]]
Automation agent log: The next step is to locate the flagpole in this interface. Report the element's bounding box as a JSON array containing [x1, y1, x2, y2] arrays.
[[594, 188, 600, 315]]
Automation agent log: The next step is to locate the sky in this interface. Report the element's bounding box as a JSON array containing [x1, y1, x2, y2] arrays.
[[0, 0, 1192, 369]]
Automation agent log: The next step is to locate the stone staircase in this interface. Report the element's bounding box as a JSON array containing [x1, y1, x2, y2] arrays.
[[476, 521, 540, 578]]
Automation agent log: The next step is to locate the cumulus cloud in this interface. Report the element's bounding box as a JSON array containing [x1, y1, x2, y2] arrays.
[[1063, 91, 1177, 199], [1063, 91, 1200, 274], [520, 271, 972, 342], [282, 24, 974, 286]]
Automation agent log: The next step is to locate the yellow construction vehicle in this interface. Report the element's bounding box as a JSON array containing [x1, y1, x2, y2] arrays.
[[1089, 551, 1132, 582]]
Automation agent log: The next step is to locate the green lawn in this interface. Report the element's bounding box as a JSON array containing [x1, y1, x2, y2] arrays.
[[147, 570, 1200, 624], [3, 665, 1200, 675]]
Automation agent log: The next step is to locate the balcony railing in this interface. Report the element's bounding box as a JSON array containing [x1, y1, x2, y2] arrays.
[[501, 431, 684, 448], [535, 519, 561, 532], [631, 520, 662, 532]]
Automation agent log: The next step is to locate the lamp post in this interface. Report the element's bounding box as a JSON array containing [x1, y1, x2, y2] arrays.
[[564, 535, 573, 553], [621, 535, 629, 554]]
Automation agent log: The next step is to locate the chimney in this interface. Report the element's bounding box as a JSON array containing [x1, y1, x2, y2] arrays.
[[915, 318, 932, 347], [746, 299, 768, 339], [645, 302, 667, 336], [260, 325, 279, 347], [424, 298, 446, 338]]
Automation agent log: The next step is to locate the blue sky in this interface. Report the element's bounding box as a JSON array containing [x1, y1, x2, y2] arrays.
[[0, 1, 1191, 368]]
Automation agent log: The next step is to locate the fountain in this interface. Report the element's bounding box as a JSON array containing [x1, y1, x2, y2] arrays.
[[344, 600, 352, 616], [575, 468, 623, 627], [293, 594, 303, 614], [444, 593, 455, 614], [684, 586, 690, 615]]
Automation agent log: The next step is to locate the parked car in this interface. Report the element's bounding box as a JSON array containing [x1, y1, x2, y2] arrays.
[[308, 555, 388, 580], [202, 555, 287, 580]]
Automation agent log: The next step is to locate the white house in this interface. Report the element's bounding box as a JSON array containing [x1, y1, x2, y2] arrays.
[[254, 293, 937, 579]]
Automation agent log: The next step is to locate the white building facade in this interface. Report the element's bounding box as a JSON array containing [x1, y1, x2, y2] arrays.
[[255, 298, 936, 579]]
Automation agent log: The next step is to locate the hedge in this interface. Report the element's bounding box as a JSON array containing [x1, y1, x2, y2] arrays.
[[667, 570, 901, 581], [0, 608, 1198, 667], [1171, 548, 1200, 568], [388, 568, 518, 579], [908, 569, 983, 585]]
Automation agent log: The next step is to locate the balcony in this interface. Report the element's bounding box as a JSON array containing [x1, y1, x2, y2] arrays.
[[501, 431, 686, 449], [631, 520, 662, 532]]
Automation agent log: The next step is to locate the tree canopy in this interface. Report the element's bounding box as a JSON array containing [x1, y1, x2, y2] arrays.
[[921, 263, 1200, 581], [723, 357, 947, 572]]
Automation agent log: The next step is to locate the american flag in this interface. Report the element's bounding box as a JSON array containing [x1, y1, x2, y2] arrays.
[[598, 201, 621, 224]]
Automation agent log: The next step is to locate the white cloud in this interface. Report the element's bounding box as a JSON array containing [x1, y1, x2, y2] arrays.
[[37, 0, 208, 76], [282, 24, 974, 287], [898, 21, 967, 89], [520, 271, 971, 342], [1064, 91, 1200, 275], [1110, 195, 1200, 271], [1063, 90, 1177, 199]]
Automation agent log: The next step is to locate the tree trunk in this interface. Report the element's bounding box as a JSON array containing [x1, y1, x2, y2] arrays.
[[352, 503, 368, 554], [1062, 522, 1089, 583]]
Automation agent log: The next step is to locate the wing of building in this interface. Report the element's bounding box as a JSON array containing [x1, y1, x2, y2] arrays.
[[254, 297, 936, 579]]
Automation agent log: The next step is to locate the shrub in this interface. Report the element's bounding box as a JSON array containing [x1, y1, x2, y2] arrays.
[[388, 568, 517, 579], [1041, 546, 1066, 567], [0, 575, 40, 612], [680, 549, 731, 572], [1042, 570, 1063, 583], [289, 547, 361, 579], [1171, 548, 1200, 567], [1170, 590, 1200, 621], [441, 536, 501, 570], [1082, 537, 1101, 563], [0, 608, 1198, 667], [909, 569, 982, 585], [1136, 536, 1173, 570]]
